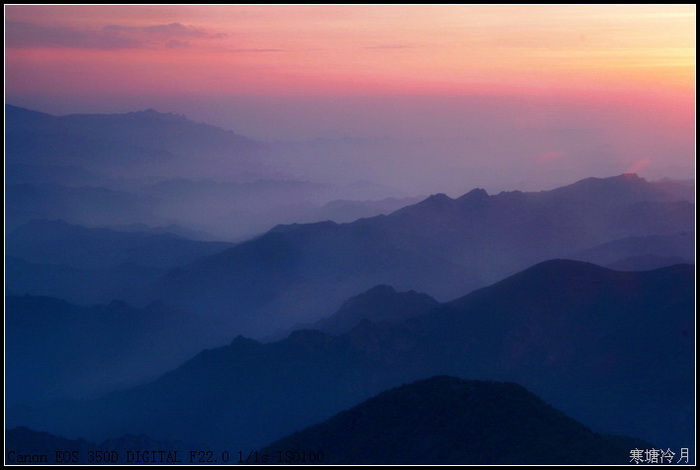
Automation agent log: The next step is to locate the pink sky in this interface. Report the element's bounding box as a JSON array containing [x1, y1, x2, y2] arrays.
[[6, 5, 694, 97], [4, 5, 696, 182]]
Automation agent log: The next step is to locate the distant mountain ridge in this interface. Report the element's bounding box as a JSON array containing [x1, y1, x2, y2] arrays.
[[5, 219, 237, 305], [570, 232, 694, 267], [288, 284, 439, 336], [5, 104, 265, 180], [7, 219, 235, 270], [5, 105, 424, 238], [153, 173, 694, 337]]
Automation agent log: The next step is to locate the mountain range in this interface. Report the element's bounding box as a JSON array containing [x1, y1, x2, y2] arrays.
[[7, 375, 653, 465], [5, 295, 208, 406], [5, 105, 694, 464], [9, 260, 693, 452], [5, 105, 420, 239], [153, 173, 694, 337], [5, 104, 264, 180]]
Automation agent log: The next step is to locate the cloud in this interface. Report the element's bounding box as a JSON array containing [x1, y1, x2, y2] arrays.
[[6, 21, 142, 50], [6, 21, 224, 50], [143, 22, 206, 37], [165, 39, 191, 49], [106, 22, 215, 39]]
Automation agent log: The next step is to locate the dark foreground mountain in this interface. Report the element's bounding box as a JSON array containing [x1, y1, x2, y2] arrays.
[[10, 260, 693, 451], [154, 174, 694, 337], [262, 376, 651, 465]]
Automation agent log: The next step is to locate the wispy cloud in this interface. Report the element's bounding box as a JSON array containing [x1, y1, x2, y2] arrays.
[[165, 39, 191, 49], [6, 21, 141, 50], [6, 21, 225, 50]]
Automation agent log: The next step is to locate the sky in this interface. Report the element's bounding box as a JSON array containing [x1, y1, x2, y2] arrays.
[[4, 4, 696, 190]]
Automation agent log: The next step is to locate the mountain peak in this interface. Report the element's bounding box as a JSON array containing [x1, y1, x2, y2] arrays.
[[127, 108, 188, 122], [229, 335, 261, 348], [457, 187, 489, 203], [308, 284, 439, 335], [544, 173, 673, 206], [426, 192, 451, 203], [363, 284, 397, 295], [392, 192, 454, 215]]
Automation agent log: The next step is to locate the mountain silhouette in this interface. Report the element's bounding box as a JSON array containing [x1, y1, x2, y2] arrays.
[[6, 182, 157, 231], [5, 294, 210, 407], [570, 232, 694, 267], [6, 256, 163, 306], [11, 260, 692, 451], [153, 174, 694, 337], [5, 105, 426, 239], [262, 376, 652, 464], [604, 254, 692, 271], [6, 219, 236, 305], [5, 104, 265, 180], [291, 284, 439, 336], [7, 219, 235, 270]]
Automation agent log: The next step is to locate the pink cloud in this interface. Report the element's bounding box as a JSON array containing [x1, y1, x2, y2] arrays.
[[6, 21, 224, 50]]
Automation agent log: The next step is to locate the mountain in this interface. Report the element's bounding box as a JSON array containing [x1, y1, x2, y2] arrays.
[[301, 284, 439, 335], [5, 183, 157, 231], [5, 220, 236, 305], [8, 330, 384, 450], [5, 295, 210, 406], [153, 174, 694, 337], [6, 257, 164, 306], [7, 219, 235, 270], [155, 219, 471, 335], [262, 376, 651, 465], [650, 178, 695, 202], [263, 284, 439, 341], [5, 104, 265, 180], [409, 260, 694, 447], [11, 260, 693, 451], [5, 105, 420, 239], [569, 232, 694, 267], [313, 197, 423, 223], [604, 254, 692, 271]]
